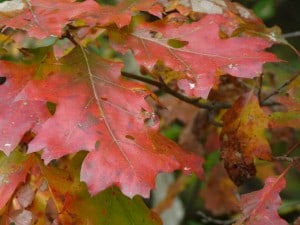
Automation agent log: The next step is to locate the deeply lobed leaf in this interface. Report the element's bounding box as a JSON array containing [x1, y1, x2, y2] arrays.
[[110, 14, 279, 98], [0, 47, 204, 198], [0, 0, 162, 39], [235, 175, 288, 225], [221, 92, 272, 185], [0, 0, 101, 39]]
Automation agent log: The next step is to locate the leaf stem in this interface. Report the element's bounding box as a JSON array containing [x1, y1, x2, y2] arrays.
[[262, 70, 300, 103], [285, 143, 300, 157]]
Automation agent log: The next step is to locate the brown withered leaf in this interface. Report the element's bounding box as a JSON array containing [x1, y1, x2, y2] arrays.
[[220, 92, 272, 186], [201, 164, 240, 215], [157, 95, 199, 127], [208, 75, 252, 103]]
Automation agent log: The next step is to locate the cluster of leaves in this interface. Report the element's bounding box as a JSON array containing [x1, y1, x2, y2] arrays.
[[0, 0, 299, 224]]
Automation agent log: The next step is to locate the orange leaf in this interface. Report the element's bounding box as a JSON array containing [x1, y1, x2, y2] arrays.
[[221, 92, 272, 185]]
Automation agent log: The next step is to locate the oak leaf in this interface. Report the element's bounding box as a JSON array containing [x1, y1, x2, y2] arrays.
[[220, 92, 272, 185], [110, 14, 279, 98], [0, 0, 101, 39], [0, 47, 203, 198], [94, 0, 163, 28], [235, 175, 288, 225], [0, 0, 163, 39], [0, 151, 32, 209]]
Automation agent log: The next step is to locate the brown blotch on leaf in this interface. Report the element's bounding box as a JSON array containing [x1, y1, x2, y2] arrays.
[[220, 93, 271, 186]]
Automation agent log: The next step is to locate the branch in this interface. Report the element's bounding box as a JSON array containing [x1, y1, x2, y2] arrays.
[[273, 156, 300, 165], [121, 71, 231, 111], [283, 31, 300, 38], [257, 73, 263, 105], [285, 143, 300, 156], [195, 211, 236, 225], [272, 143, 300, 165], [272, 143, 300, 170], [262, 70, 300, 103]]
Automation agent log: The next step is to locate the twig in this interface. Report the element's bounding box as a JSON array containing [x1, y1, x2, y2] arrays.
[[285, 143, 300, 157], [208, 110, 224, 127], [260, 101, 281, 107], [283, 31, 300, 38], [273, 156, 300, 164], [121, 71, 232, 111], [262, 70, 300, 103], [62, 29, 78, 46], [196, 211, 236, 225], [257, 73, 263, 105], [273, 143, 300, 164]]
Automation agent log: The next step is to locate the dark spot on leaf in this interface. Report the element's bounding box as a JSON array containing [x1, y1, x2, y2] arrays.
[[167, 39, 189, 48], [140, 65, 149, 75], [0, 77, 6, 85], [125, 135, 135, 140], [140, 107, 147, 112], [95, 140, 101, 151], [19, 130, 36, 153], [46, 101, 56, 115], [149, 30, 159, 38]]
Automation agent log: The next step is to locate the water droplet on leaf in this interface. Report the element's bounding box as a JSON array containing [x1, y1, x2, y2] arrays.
[[189, 83, 196, 90], [144, 113, 159, 127], [183, 166, 191, 173]]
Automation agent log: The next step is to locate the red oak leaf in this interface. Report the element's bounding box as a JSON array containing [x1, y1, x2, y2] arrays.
[[0, 47, 203, 198], [235, 174, 288, 225], [0, 151, 32, 209], [0, 62, 50, 154], [110, 14, 279, 98], [0, 0, 101, 39], [0, 0, 163, 39], [94, 0, 163, 28]]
